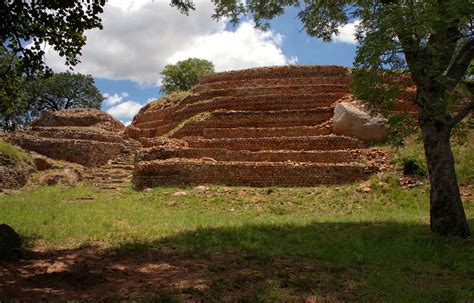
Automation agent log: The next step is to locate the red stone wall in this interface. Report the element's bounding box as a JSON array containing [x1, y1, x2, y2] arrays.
[[137, 147, 356, 163], [133, 159, 371, 188], [8, 135, 124, 167], [183, 135, 364, 151], [202, 124, 332, 139], [199, 65, 351, 84]]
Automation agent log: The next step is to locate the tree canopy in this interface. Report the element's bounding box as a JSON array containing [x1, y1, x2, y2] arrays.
[[0, 53, 103, 132], [169, 0, 473, 237], [159, 58, 215, 95], [1, 1, 106, 131], [1, 0, 106, 76], [29, 72, 103, 112]]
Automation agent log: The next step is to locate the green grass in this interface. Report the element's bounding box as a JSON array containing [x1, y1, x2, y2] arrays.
[[0, 140, 33, 166], [391, 137, 473, 184], [0, 137, 472, 301], [0, 180, 473, 301]]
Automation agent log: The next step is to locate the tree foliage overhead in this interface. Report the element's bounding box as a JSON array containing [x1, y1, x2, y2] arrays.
[[0, 0, 106, 75], [29, 72, 104, 112], [172, 0, 473, 237], [159, 58, 215, 95]]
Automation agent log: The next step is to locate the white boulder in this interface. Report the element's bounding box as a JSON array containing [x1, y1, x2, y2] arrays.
[[333, 102, 389, 143]]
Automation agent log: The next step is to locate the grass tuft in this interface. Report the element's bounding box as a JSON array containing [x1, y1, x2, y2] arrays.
[[0, 140, 33, 166]]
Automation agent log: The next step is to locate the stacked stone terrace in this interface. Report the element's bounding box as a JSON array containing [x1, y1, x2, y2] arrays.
[[130, 65, 390, 188], [7, 109, 141, 189]]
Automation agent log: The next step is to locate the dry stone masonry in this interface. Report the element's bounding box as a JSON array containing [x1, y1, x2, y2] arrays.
[[6, 109, 141, 189], [130, 65, 396, 188]]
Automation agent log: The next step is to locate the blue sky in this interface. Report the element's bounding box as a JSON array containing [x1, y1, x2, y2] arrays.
[[44, 1, 358, 125]]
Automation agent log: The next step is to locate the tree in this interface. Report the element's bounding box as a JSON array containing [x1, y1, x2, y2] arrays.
[[160, 58, 215, 95], [1, 0, 106, 131], [29, 72, 104, 112], [1, 0, 106, 77], [172, 0, 473, 237], [0, 48, 31, 132], [0, 51, 103, 131]]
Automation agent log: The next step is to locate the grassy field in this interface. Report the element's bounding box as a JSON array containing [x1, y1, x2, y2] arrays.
[[0, 141, 473, 301]]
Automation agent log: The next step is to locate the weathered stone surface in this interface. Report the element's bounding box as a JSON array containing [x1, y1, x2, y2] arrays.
[[7, 109, 130, 168], [0, 224, 22, 260], [32, 153, 52, 171], [131, 65, 396, 188], [0, 153, 34, 191], [332, 102, 389, 143], [38, 168, 82, 186], [31, 108, 124, 132]]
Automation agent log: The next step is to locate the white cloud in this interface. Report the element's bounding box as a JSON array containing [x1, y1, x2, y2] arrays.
[[107, 100, 142, 121], [44, 1, 294, 84], [167, 22, 291, 71], [103, 92, 129, 106], [332, 20, 360, 45]]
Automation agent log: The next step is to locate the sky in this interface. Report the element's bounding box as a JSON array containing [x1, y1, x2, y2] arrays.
[[44, 0, 359, 125]]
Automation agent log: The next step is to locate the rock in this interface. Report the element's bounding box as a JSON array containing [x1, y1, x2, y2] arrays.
[[38, 168, 82, 186], [31, 108, 124, 132], [333, 102, 389, 143], [200, 157, 217, 162], [0, 224, 22, 260], [32, 153, 52, 171], [172, 191, 188, 196], [193, 185, 209, 194]]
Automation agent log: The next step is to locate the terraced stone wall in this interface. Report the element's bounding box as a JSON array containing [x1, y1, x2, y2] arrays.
[[133, 160, 372, 188], [130, 65, 391, 188], [9, 135, 124, 167], [137, 147, 356, 163]]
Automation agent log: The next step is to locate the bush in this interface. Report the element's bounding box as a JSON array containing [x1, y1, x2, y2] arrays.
[[400, 156, 426, 177]]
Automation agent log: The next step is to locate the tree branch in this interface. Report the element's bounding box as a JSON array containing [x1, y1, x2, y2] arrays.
[[448, 100, 474, 128], [446, 38, 474, 90]]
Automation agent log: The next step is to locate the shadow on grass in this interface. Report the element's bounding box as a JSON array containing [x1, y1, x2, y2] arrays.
[[1, 220, 473, 301]]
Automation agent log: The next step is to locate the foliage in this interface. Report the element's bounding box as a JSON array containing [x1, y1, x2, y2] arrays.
[[28, 72, 104, 112], [0, 49, 103, 131], [160, 58, 214, 95], [148, 91, 193, 109], [1, 1, 106, 131], [0, 49, 32, 131], [1, 0, 105, 76]]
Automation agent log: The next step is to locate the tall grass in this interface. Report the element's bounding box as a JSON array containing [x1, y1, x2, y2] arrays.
[[0, 140, 33, 166]]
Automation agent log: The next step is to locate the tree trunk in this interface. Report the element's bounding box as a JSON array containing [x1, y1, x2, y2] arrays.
[[421, 122, 470, 238]]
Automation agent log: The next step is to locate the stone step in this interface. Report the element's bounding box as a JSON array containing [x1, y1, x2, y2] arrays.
[[133, 94, 343, 130], [170, 108, 334, 138], [180, 88, 348, 108], [137, 147, 359, 164], [195, 84, 349, 99], [201, 124, 332, 139], [198, 66, 351, 84], [27, 127, 124, 143], [193, 77, 351, 93], [133, 159, 372, 188], [106, 164, 135, 170], [183, 135, 364, 151]]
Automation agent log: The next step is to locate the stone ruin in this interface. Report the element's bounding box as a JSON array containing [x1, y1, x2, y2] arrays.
[[129, 65, 414, 188], [3, 65, 417, 190], [5, 109, 140, 189]]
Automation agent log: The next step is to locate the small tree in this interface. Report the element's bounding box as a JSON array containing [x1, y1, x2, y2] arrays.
[[160, 58, 214, 95], [29, 72, 104, 112], [170, 0, 473, 237]]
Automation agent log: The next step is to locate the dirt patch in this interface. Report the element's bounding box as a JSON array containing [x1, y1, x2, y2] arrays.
[[0, 247, 371, 302]]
